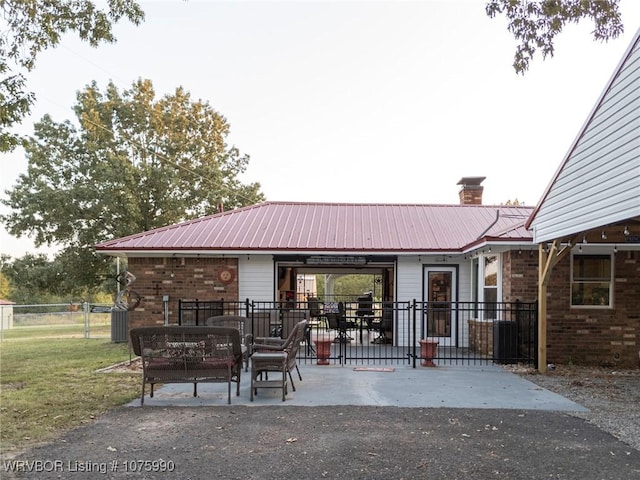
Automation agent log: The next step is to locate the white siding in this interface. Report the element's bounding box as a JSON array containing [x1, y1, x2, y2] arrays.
[[396, 257, 473, 347], [457, 261, 472, 303], [396, 256, 423, 345], [396, 256, 423, 303], [237, 254, 477, 348], [238, 255, 274, 302], [532, 34, 640, 243], [456, 261, 472, 348]]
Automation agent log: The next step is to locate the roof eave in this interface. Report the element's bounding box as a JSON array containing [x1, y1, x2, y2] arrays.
[[525, 28, 640, 231]]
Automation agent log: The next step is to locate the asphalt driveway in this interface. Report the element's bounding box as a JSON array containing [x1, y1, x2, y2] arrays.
[[4, 364, 640, 479], [4, 406, 640, 479]]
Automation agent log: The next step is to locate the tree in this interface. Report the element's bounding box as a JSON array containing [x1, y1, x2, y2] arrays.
[[0, 269, 10, 300], [315, 273, 381, 300], [486, 0, 624, 74], [0, 0, 145, 152], [1, 79, 265, 294], [334, 274, 380, 298], [0, 253, 62, 303], [0, 253, 112, 303]]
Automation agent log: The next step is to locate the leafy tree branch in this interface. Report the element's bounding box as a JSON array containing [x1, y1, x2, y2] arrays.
[[486, 0, 624, 73], [1, 79, 264, 293], [0, 0, 145, 151]]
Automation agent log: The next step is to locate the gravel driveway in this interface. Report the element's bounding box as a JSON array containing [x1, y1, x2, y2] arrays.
[[509, 364, 640, 451]]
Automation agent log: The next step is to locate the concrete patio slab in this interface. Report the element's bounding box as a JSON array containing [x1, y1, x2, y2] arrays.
[[127, 363, 587, 412]]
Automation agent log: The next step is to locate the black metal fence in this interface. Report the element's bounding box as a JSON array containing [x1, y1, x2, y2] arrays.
[[414, 300, 537, 366], [177, 299, 245, 325], [177, 298, 537, 367]]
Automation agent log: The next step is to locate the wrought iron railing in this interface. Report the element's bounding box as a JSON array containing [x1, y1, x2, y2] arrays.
[[176, 298, 537, 367]]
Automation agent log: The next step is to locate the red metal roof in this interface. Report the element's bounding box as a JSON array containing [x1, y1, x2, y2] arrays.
[[95, 201, 534, 253]]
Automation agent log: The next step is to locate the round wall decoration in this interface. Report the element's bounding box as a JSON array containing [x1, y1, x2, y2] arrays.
[[217, 268, 235, 284]]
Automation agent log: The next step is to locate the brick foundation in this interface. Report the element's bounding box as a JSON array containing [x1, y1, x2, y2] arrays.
[[468, 319, 493, 356]]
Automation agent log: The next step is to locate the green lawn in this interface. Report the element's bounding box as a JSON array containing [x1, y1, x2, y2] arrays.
[[1, 324, 110, 340], [0, 337, 140, 454]]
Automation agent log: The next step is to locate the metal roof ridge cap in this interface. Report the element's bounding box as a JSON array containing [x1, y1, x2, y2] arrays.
[[262, 201, 482, 207]]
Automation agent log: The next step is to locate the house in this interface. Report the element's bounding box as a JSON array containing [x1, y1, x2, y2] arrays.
[[526, 28, 640, 370], [95, 177, 538, 359], [96, 29, 640, 369]]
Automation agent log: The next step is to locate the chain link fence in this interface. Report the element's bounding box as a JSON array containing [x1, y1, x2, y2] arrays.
[[0, 302, 117, 342]]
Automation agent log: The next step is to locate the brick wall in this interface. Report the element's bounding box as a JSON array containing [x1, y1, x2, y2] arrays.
[[127, 257, 238, 329], [501, 249, 638, 367], [545, 250, 639, 368], [121, 250, 638, 367], [468, 319, 493, 356], [501, 250, 538, 303]]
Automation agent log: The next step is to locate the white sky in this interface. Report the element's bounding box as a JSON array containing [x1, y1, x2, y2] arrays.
[[2, 0, 640, 258]]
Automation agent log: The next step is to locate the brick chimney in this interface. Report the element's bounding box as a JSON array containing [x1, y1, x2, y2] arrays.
[[457, 177, 486, 205]]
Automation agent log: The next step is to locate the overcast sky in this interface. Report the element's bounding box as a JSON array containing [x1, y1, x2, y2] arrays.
[[2, 0, 640, 258]]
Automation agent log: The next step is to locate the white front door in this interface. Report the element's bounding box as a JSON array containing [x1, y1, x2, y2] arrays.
[[424, 267, 457, 347]]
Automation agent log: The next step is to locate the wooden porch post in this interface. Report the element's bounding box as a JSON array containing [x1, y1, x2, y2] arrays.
[[538, 243, 550, 373], [537, 238, 575, 373]]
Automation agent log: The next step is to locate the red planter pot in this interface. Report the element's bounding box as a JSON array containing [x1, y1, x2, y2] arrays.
[[419, 339, 439, 367], [313, 335, 333, 365]]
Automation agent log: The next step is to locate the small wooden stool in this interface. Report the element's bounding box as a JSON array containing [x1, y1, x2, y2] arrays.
[[250, 352, 288, 401]]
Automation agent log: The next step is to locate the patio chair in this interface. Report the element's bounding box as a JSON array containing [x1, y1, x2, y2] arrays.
[[280, 309, 315, 354], [252, 320, 307, 393], [305, 298, 323, 354], [205, 315, 251, 371], [247, 309, 279, 352], [281, 309, 308, 339], [307, 297, 323, 326], [356, 292, 374, 318], [372, 302, 393, 344], [326, 302, 354, 343], [355, 292, 375, 342]]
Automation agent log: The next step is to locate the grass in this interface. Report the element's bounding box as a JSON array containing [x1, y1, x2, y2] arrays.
[[1, 324, 110, 340], [0, 337, 140, 455], [12, 311, 111, 327], [3, 312, 111, 340]]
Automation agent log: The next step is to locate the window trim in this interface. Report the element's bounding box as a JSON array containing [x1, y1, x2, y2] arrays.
[[480, 253, 500, 320], [570, 253, 614, 309]]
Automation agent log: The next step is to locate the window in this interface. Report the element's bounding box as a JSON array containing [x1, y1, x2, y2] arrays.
[[571, 254, 613, 307], [483, 254, 499, 319]]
